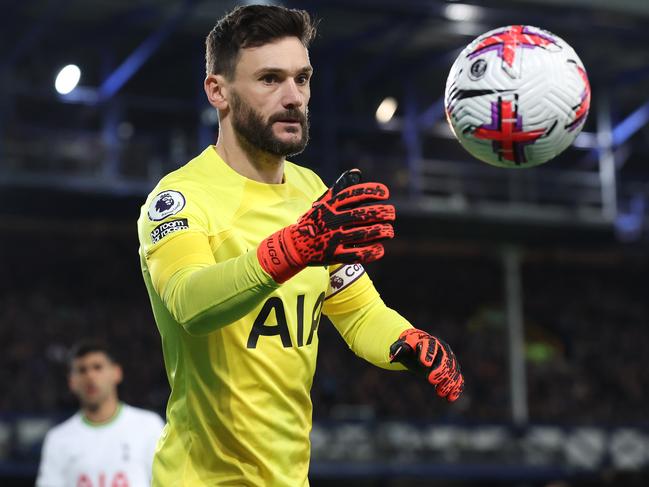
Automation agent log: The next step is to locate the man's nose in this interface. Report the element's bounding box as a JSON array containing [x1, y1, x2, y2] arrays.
[[85, 368, 99, 379], [281, 79, 303, 109]]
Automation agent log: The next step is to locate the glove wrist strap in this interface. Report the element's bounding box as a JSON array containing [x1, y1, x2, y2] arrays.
[[257, 226, 305, 284]]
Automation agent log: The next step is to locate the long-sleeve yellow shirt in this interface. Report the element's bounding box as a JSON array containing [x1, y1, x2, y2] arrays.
[[137, 146, 411, 486]]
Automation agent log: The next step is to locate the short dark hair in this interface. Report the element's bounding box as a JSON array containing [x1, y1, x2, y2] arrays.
[[68, 341, 117, 368], [205, 5, 317, 79]]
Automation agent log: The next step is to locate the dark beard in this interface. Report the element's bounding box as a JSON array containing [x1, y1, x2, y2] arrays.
[[230, 91, 309, 157]]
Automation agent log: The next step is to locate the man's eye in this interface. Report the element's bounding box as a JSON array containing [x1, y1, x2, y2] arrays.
[[296, 74, 310, 85], [261, 74, 278, 84]]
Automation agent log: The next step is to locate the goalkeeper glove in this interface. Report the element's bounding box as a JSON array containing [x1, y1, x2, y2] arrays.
[[389, 328, 464, 402], [258, 169, 395, 283]]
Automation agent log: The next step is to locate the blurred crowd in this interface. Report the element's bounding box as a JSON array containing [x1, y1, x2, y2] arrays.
[[2, 226, 647, 426]]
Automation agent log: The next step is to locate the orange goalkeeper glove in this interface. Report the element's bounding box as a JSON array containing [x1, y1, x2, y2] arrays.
[[257, 169, 395, 283], [389, 328, 465, 402]]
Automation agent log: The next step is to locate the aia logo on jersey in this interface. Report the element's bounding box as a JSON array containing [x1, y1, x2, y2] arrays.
[[248, 293, 324, 349], [77, 472, 130, 487]]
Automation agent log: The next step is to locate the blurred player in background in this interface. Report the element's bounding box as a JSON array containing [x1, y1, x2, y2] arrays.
[[36, 342, 164, 487], [137, 4, 464, 486]]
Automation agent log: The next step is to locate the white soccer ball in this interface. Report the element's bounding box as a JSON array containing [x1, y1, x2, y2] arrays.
[[444, 25, 591, 168]]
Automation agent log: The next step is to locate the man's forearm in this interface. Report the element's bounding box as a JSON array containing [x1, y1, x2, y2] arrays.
[[329, 298, 411, 370], [162, 250, 279, 336]]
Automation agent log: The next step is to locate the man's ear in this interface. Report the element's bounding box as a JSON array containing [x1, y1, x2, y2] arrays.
[[204, 74, 229, 110], [112, 364, 123, 387]]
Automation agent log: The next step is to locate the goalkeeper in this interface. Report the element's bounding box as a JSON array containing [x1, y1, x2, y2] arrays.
[[137, 4, 464, 486]]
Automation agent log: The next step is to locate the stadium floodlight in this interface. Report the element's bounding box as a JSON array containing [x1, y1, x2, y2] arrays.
[[444, 4, 481, 22], [55, 64, 81, 95], [375, 97, 398, 124]]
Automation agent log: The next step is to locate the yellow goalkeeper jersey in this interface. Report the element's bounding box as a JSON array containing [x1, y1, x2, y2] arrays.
[[137, 146, 410, 486]]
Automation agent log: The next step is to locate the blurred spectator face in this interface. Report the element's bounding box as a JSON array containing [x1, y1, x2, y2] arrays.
[[68, 352, 122, 409], [228, 37, 311, 156]]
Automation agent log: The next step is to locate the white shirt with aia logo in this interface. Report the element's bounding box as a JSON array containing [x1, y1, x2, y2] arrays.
[[36, 403, 164, 487]]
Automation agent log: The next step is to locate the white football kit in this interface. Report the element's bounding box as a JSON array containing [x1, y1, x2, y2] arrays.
[[36, 403, 164, 487]]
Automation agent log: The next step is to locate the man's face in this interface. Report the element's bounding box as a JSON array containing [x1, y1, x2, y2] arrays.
[[68, 352, 122, 409], [228, 36, 312, 157]]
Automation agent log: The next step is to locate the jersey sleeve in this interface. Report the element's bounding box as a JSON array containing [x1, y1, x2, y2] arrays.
[[137, 181, 279, 335], [322, 264, 412, 370], [138, 184, 211, 267], [35, 431, 64, 487]]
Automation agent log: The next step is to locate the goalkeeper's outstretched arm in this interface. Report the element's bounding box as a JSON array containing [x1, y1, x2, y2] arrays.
[[325, 272, 464, 402]]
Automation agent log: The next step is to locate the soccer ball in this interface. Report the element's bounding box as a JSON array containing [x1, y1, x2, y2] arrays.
[[444, 25, 590, 168]]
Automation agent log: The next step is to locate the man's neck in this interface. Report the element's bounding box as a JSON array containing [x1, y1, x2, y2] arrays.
[[82, 396, 120, 424], [214, 128, 285, 184]]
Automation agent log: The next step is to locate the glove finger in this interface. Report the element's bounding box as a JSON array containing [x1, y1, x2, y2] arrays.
[[330, 183, 390, 209], [434, 377, 454, 399], [333, 243, 385, 264], [331, 168, 362, 195], [345, 204, 396, 225], [417, 338, 440, 369], [437, 375, 464, 402], [435, 367, 463, 397], [338, 224, 394, 245], [312, 169, 362, 207], [433, 350, 464, 401], [431, 340, 458, 375], [322, 205, 394, 229], [427, 346, 450, 382], [446, 375, 465, 402]]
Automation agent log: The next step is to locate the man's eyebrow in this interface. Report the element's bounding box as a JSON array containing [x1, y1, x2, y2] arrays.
[[253, 66, 313, 76]]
